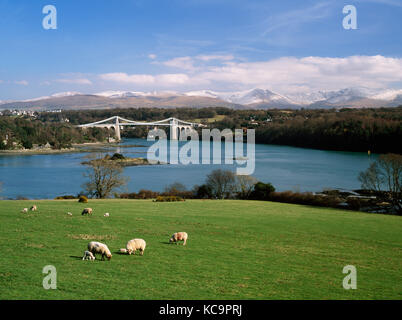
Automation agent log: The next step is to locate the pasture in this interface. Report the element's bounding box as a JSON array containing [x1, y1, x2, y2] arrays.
[[0, 199, 401, 299]]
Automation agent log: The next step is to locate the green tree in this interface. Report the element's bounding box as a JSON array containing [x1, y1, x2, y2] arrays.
[[250, 182, 276, 200]]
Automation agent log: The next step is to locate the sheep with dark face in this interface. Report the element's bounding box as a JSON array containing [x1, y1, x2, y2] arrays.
[[126, 239, 146, 256], [169, 232, 188, 246], [30, 205, 37, 211], [87, 241, 112, 261], [81, 208, 93, 216]]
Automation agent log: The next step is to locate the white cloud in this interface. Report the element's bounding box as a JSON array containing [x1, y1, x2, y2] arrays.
[[56, 78, 92, 85], [97, 55, 402, 94], [196, 54, 234, 61], [148, 54, 157, 59], [191, 55, 402, 93], [161, 56, 195, 71], [14, 80, 28, 86], [155, 73, 189, 84], [99, 72, 192, 87], [99, 73, 155, 84]]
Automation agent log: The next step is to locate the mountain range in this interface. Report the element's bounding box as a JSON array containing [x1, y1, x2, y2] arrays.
[[1, 87, 402, 110]]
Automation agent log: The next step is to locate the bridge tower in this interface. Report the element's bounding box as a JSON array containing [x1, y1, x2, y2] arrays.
[[170, 118, 178, 140], [114, 116, 121, 141]]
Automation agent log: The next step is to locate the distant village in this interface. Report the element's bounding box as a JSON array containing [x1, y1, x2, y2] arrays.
[[0, 109, 64, 116], [0, 109, 70, 122]]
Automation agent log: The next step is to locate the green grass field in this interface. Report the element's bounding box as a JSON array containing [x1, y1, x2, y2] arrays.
[[0, 199, 401, 300]]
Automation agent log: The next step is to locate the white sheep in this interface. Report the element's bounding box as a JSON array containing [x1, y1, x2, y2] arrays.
[[30, 205, 37, 211], [82, 250, 95, 261], [126, 239, 146, 256], [169, 232, 188, 246], [103, 213, 110, 217], [67, 212, 73, 216], [87, 241, 112, 261], [119, 248, 128, 253], [21, 208, 28, 213]]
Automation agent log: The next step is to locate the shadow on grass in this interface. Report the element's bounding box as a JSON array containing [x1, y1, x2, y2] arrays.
[[115, 251, 129, 255], [70, 255, 83, 260]]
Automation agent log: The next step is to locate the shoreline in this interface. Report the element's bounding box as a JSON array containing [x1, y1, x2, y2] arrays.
[[0, 138, 381, 157], [0, 147, 81, 155], [0, 141, 147, 156]]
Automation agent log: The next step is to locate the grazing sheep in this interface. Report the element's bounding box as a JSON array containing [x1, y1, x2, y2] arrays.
[[169, 232, 188, 246], [104, 213, 110, 217], [81, 208, 93, 216], [21, 208, 28, 213], [87, 241, 112, 261], [82, 250, 95, 261], [126, 239, 146, 256], [30, 205, 37, 211], [119, 248, 128, 254], [67, 212, 73, 216]]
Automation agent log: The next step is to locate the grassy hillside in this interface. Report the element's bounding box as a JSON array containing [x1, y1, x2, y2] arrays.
[[0, 199, 401, 300]]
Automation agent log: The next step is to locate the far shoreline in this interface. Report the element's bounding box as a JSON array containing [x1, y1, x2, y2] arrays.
[[0, 147, 81, 155], [0, 141, 147, 156]]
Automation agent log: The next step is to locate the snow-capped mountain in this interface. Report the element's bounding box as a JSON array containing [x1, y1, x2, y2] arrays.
[[229, 88, 298, 106], [23, 91, 82, 102], [185, 88, 299, 106], [286, 88, 379, 105], [184, 90, 220, 99], [1, 87, 402, 110], [184, 87, 402, 106], [94, 90, 181, 98], [318, 87, 377, 104]]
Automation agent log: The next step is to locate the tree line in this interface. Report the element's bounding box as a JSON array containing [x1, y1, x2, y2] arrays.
[[0, 116, 111, 150], [2, 106, 401, 153], [38, 106, 402, 154]]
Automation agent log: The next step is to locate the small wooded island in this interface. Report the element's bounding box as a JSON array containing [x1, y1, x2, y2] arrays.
[[81, 153, 164, 167]]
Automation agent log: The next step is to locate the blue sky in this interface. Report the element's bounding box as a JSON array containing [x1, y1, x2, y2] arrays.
[[1, 0, 402, 100]]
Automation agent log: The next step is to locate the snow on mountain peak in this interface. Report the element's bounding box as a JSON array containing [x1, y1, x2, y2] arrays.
[[3, 86, 402, 108], [50, 91, 81, 98], [94, 90, 181, 98]]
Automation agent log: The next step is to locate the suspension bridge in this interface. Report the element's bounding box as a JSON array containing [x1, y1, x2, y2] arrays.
[[77, 116, 200, 141]]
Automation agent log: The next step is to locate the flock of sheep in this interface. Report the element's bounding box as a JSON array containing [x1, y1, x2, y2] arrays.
[[83, 231, 188, 261], [21, 205, 188, 262], [21, 205, 37, 213]]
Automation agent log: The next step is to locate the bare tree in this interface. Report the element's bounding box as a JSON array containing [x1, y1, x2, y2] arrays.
[[358, 154, 402, 213], [164, 182, 187, 195], [205, 169, 236, 199], [236, 175, 258, 199], [358, 162, 383, 192], [82, 158, 128, 199], [378, 154, 402, 199]]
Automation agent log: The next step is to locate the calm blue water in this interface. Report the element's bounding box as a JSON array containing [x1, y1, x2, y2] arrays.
[[0, 138, 376, 199]]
